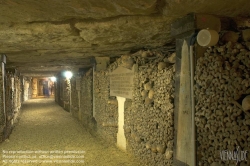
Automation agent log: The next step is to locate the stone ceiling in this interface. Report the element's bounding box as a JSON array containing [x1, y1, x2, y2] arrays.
[[0, 0, 250, 76]]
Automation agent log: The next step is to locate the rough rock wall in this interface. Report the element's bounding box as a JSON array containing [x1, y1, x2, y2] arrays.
[[1, 0, 250, 72], [195, 33, 250, 165]]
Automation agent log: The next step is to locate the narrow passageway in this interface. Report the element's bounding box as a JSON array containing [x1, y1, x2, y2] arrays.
[[0, 98, 140, 166]]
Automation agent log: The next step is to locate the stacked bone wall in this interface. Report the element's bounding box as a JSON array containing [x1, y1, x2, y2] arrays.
[[56, 76, 71, 111], [94, 65, 118, 143], [0, 71, 22, 142], [70, 76, 79, 119], [79, 69, 95, 132], [124, 51, 175, 166], [91, 49, 175, 165], [195, 30, 250, 165], [15, 76, 22, 114]]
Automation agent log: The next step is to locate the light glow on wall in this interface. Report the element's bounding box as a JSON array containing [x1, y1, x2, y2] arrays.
[[50, 77, 56, 82], [64, 71, 73, 79]]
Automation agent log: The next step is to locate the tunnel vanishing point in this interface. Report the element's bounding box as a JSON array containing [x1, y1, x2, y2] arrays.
[[0, 1, 250, 166]]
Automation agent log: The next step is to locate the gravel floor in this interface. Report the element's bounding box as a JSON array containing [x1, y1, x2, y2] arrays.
[[0, 98, 140, 166]]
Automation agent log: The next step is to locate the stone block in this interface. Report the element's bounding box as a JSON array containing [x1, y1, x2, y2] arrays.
[[242, 29, 250, 41], [221, 31, 239, 43]]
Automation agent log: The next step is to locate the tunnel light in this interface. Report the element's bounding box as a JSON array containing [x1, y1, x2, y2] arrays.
[[50, 77, 56, 82], [64, 71, 73, 79]]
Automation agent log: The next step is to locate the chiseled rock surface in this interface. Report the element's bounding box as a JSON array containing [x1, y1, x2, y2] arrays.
[[0, 0, 249, 75], [0, 0, 158, 22]]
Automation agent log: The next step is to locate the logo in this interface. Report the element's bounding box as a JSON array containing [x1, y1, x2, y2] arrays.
[[220, 146, 247, 165]]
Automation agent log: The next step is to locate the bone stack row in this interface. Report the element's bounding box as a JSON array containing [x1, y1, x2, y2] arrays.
[[124, 50, 175, 166], [194, 41, 250, 166], [94, 69, 118, 143]]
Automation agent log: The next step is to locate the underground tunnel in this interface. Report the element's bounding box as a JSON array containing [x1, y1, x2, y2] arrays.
[[0, 1, 250, 166]]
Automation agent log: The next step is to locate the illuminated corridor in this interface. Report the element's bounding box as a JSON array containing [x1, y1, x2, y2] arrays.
[[0, 98, 139, 166]]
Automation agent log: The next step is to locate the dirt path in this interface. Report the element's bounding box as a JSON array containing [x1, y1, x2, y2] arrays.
[[0, 98, 140, 166]]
